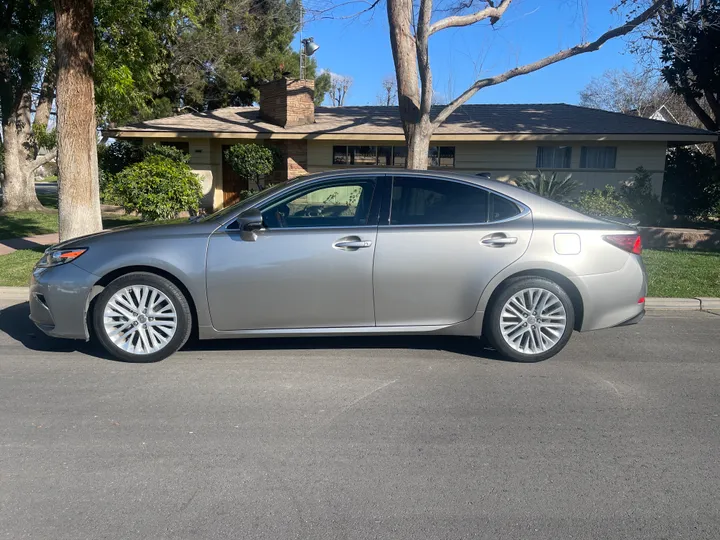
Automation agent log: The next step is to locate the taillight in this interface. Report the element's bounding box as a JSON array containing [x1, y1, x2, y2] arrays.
[[603, 234, 642, 255]]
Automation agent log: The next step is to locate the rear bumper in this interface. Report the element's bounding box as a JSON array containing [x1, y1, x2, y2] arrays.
[[29, 263, 98, 340], [614, 308, 645, 327], [571, 255, 647, 332]]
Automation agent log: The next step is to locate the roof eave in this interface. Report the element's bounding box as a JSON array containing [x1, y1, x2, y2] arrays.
[[104, 129, 718, 143]]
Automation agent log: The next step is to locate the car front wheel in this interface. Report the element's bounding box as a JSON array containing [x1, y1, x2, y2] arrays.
[[93, 272, 192, 363], [485, 276, 575, 362]]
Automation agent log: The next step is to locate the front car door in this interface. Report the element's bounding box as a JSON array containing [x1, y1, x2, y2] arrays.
[[373, 175, 532, 326], [206, 176, 382, 331]]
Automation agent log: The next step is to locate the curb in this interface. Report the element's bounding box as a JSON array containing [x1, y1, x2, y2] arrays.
[[0, 287, 29, 302], [644, 298, 702, 310]]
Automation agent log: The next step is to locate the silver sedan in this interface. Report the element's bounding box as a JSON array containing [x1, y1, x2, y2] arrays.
[[29, 170, 646, 363]]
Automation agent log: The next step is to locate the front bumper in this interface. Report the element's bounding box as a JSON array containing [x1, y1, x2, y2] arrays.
[[29, 262, 99, 340]]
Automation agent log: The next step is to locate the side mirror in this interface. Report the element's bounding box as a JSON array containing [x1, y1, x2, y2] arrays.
[[234, 208, 263, 230], [232, 208, 264, 240]]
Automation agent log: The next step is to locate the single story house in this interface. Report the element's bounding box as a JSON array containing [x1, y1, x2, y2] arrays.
[[106, 78, 718, 211]]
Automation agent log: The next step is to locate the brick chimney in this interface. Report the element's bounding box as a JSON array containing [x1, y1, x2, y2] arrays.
[[259, 78, 315, 127]]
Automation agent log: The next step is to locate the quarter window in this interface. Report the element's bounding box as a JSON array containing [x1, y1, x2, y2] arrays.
[[261, 180, 377, 229], [536, 146, 572, 168], [580, 146, 617, 169], [390, 177, 488, 225]]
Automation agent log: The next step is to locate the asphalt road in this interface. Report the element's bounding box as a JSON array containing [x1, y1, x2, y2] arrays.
[[1, 300, 719, 540]]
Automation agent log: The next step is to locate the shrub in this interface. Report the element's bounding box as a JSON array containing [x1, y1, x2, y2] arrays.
[[573, 185, 634, 219], [620, 167, 665, 225], [144, 143, 191, 164], [224, 143, 280, 189], [98, 140, 144, 175], [663, 147, 719, 218], [102, 155, 203, 221], [514, 170, 580, 202]]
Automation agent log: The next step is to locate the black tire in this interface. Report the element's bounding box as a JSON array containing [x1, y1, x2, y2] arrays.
[[92, 272, 192, 363], [484, 276, 575, 363]]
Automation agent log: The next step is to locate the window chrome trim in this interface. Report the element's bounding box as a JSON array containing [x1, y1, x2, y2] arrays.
[[384, 174, 531, 228]]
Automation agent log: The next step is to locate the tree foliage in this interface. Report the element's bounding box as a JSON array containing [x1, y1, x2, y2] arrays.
[[224, 143, 280, 188], [102, 155, 203, 220], [663, 147, 720, 217], [314, 71, 331, 106], [653, 0, 720, 161]]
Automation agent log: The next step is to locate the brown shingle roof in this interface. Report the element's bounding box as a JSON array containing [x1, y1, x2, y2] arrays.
[[110, 103, 717, 140]]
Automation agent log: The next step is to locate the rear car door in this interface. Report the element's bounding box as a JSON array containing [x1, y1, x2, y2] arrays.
[[206, 176, 382, 331], [373, 175, 533, 326]]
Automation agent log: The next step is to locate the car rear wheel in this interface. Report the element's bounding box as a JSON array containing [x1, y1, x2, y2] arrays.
[[93, 272, 192, 363], [485, 276, 575, 362]]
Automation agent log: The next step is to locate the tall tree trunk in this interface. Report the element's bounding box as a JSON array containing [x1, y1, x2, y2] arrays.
[[0, 91, 45, 213], [387, 0, 431, 170], [54, 0, 102, 241]]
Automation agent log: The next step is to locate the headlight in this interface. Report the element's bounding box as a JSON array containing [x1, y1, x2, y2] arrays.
[[36, 248, 88, 268]]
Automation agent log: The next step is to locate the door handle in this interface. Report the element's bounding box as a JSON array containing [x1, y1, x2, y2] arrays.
[[481, 236, 518, 247], [333, 240, 373, 250]]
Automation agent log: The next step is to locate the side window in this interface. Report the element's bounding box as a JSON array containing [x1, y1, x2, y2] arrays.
[[489, 193, 522, 222], [261, 180, 376, 229], [390, 177, 488, 225]]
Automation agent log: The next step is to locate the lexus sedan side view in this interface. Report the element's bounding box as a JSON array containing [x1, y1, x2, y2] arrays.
[[29, 170, 647, 363]]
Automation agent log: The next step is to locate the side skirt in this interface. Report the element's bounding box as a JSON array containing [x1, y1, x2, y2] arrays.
[[197, 311, 485, 340]]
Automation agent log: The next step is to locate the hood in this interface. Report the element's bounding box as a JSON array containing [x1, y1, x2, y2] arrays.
[[49, 219, 219, 250]]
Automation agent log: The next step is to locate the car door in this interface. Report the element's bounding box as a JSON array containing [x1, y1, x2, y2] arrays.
[[206, 176, 382, 331], [373, 175, 533, 326]]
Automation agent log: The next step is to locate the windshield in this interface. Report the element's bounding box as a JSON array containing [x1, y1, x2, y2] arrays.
[[198, 182, 290, 223]]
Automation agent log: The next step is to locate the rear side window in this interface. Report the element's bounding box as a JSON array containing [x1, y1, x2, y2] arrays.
[[489, 193, 522, 221], [390, 177, 488, 225]]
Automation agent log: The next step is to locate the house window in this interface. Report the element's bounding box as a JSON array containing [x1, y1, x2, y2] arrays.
[[349, 146, 377, 165], [333, 145, 349, 165], [428, 146, 455, 168], [393, 147, 407, 167], [378, 146, 393, 166], [331, 145, 455, 168], [536, 146, 572, 168], [580, 146, 617, 169]]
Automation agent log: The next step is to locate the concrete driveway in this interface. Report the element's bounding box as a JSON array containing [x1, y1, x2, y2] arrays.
[[1, 300, 718, 539]]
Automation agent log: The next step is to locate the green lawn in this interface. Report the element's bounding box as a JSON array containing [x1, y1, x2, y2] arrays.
[[0, 248, 45, 287], [0, 209, 142, 240], [643, 249, 720, 298]]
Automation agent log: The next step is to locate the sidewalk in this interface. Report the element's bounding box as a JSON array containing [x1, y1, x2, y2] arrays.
[[0, 233, 58, 256]]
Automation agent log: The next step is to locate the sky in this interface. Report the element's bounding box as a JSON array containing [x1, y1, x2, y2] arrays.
[[295, 0, 642, 106]]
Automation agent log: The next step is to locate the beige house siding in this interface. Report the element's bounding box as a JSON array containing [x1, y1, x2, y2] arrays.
[[307, 140, 667, 195], [142, 137, 668, 210]]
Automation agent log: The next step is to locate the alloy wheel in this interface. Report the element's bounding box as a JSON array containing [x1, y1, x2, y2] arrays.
[[499, 287, 567, 354], [103, 285, 178, 355]]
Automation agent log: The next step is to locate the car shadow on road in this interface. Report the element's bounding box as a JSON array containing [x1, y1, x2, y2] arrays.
[[0, 302, 115, 359], [0, 302, 505, 362]]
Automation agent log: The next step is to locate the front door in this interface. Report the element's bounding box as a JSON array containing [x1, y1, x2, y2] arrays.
[[373, 175, 533, 326], [206, 177, 381, 331], [222, 145, 249, 207]]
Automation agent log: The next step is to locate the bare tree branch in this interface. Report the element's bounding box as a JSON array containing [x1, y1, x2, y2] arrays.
[[28, 148, 56, 174], [428, 0, 512, 36], [432, 0, 666, 127], [417, 0, 433, 119], [687, 93, 718, 131]]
